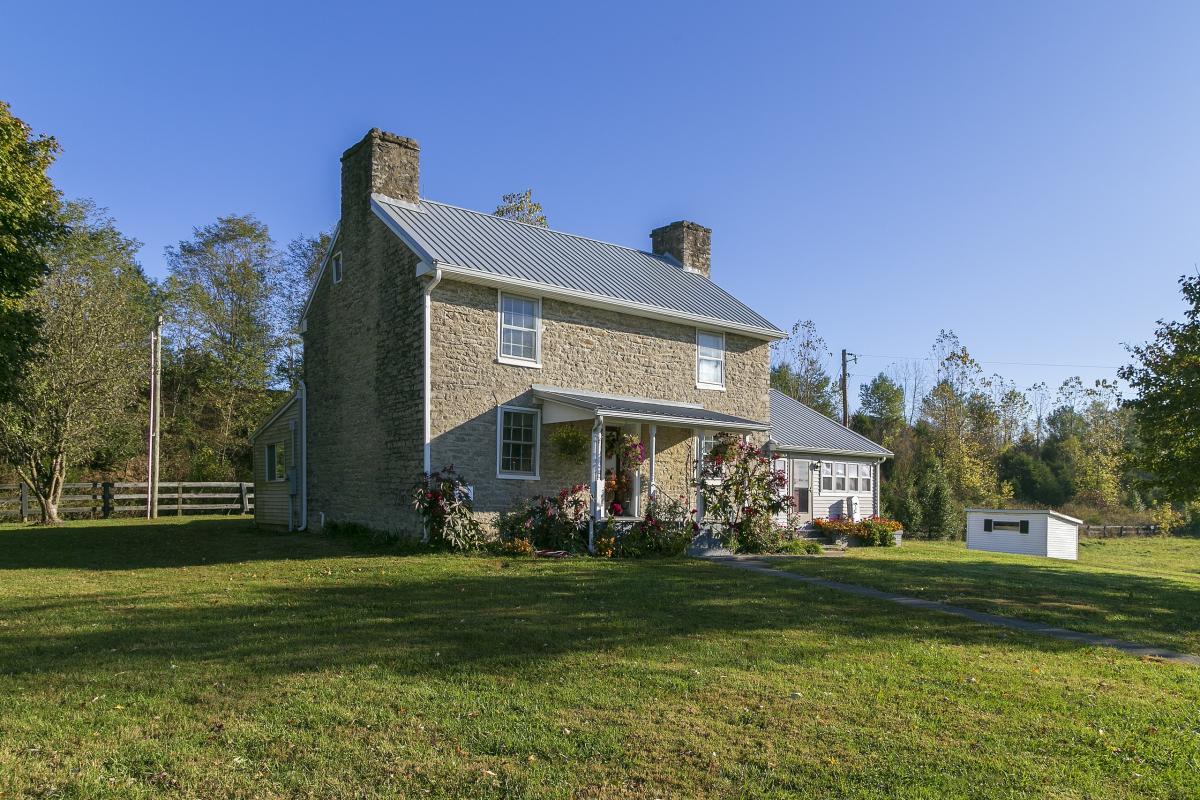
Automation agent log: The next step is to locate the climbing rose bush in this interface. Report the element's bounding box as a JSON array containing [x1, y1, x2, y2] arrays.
[[696, 433, 790, 552]]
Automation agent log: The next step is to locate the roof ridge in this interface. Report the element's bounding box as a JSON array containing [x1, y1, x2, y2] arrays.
[[415, 197, 687, 269]]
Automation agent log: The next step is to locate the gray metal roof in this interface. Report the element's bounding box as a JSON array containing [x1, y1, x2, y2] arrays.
[[532, 385, 769, 430], [373, 196, 784, 338], [768, 389, 892, 457]]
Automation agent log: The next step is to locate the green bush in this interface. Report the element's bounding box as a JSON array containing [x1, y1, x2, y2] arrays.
[[498, 484, 591, 553], [617, 495, 695, 557], [410, 466, 485, 550], [776, 539, 823, 555]]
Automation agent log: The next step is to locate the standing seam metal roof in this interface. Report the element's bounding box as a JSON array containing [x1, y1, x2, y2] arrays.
[[374, 196, 783, 335], [532, 386, 769, 430], [768, 389, 892, 457]]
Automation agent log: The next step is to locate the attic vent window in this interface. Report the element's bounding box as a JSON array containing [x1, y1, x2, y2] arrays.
[[331, 252, 343, 284]]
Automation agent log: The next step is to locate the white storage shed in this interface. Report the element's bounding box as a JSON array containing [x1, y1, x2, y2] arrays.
[[965, 509, 1082, 561]]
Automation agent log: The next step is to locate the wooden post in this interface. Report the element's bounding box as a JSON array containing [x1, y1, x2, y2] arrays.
[[102, 482, 113, 518], [19, 483, 29, 522], [177, 483, 183, 516], [239, 482, 250, 515], [91, 481, 99, 519], [841, 349, 849, 426]]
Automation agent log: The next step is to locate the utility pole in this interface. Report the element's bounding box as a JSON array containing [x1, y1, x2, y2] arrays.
[[840, 349, 858, 426], [147, 315, 163, 518], [841, 349, 849, 426]]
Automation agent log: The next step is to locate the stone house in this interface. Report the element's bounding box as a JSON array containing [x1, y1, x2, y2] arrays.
[[251, 129, 890, 537]]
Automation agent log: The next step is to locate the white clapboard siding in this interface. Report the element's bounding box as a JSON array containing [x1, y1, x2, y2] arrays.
[[252, 396, 302, 530], [966, 509, 1081, 561], [780, 452, 880, 520]]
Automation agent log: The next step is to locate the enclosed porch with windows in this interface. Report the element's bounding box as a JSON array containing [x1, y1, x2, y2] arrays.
[[527, 385, 770, 550]]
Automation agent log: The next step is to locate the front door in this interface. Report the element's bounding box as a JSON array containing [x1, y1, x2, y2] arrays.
[[790, 458, 813, 527]]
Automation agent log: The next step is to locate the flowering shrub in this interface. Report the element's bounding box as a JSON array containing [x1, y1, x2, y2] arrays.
[[498, 537, 535, 556], [696, 433, 791, 552], [813, 515, 902, 547], [498, 484, 591, 552], [617, 495, 696, 557], [411, 465, 485, 550]]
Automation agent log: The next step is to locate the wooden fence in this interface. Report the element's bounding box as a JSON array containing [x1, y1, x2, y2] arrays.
[[0, 481, 254, 521], [1080, 524, 1159, 538]]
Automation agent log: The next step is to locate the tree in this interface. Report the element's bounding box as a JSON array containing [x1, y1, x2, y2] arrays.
[[999, 450, 1066, 506], [163, 214, 281, 479], [276, 229, 332, 388], [494, 189, 547, 227], [770, 319, 838, 417], [1120, 274, 1200, 503], [852, 373, 905, 446], [0, 201, 153, 522], [0, 101, 65, 403], [915, 456, 959, 538]]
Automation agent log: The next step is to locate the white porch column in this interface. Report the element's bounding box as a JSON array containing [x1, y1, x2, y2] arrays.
[[694, 429, 705, 520], [647, 424, 657, 500], [588, 415, 604, 552]]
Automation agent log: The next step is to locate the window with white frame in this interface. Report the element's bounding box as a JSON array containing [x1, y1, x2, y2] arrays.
[[819, 460, 874, 492], [331, 252, 343, 284], [821, 461, 833, 491], [264, 442, 287, 482], [696, 330, 725, 388], [499, 293, 540, 364], [834, 462, 846, 490], [497, 406, 539, 477], [861, 463, 873, 492]]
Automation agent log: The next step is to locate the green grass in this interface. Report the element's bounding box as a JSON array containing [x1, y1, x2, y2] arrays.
[[0, 518, 1197, 798], [775, 537, 1200, 656]]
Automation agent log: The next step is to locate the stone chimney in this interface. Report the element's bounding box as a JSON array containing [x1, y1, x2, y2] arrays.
[[341, 128, 420, 217], [650, 220, 712, 277]]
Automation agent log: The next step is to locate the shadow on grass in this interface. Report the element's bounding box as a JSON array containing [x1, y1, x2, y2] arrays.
[[0, 518, 431, 571], [0, 555, 1121, 682], [778, 552, 1200, 651]]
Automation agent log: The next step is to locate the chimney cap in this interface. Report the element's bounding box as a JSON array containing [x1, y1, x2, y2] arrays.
[[341, 128, 420, 162]]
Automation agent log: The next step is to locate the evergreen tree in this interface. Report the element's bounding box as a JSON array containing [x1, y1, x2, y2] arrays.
[[494, 189, 548, 226]]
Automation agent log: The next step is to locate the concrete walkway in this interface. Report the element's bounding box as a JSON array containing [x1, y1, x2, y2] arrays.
[[705, 555, 1200, 667]]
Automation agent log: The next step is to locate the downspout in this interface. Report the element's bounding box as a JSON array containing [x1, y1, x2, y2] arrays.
[[422, 267, 444, 475], [422, 267, 443, 544], [298, 380, 308, 530]]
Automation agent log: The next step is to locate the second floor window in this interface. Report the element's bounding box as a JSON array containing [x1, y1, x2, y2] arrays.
[[331, 252, 343, 284], [499, 292, 540, 364], [697, 330, 725, 388]]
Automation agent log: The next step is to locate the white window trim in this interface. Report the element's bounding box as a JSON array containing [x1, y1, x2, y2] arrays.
[[496, 405, 541, 480], [331, 251, 343, 284], [264, 443, 286, 482], [496, 290, 542, 368], [695, 329, 726, 390]]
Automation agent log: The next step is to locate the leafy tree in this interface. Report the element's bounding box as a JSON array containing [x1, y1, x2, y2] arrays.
[[494, 189, 547, 226], [163, 214, 281, 479], [852, 373, 905, 446], [999, 449, 1066, 506], [0, 201, 153, 522], [770, 319, 838, 417], [1120, 273, 1200, 503], [276, 229, 332, 388], [0, 101, 65, 403]]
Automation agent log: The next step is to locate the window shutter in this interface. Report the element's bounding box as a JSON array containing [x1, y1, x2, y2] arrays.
[[1019, 520, 1029, 534], [983, 518, 993, 532]]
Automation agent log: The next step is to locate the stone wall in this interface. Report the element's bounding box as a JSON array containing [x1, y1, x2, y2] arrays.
[[303, 131, 425, 535], [428, 278, 770, 515]]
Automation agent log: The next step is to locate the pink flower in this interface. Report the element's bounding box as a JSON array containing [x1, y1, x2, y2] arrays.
[[611, 502, 623, 516]]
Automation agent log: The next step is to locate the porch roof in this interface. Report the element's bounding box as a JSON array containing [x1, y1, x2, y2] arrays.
[[531, 385, 769, 431]]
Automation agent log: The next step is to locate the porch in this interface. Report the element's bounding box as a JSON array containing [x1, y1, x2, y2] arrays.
[[531, 385, 770, 551]]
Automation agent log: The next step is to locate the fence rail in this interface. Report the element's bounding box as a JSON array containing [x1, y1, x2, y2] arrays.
[[1080, 524, 1159, 537], [0, 481, 254, 521]]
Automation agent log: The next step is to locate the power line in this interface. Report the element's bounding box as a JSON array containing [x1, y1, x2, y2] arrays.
[[852, 353, 1121, 370]]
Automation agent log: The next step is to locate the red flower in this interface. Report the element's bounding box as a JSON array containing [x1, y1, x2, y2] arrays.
[[611, 502, 623, 516]]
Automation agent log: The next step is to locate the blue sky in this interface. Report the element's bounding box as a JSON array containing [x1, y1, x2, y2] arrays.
[[5, 1, 1198, 408]]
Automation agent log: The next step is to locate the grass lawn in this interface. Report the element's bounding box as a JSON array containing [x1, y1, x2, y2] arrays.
[[0, 518, 1197, 799], [775, 537, 1200, 656]]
